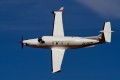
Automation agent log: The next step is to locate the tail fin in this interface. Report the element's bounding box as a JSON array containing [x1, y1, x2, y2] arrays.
[[100, 22, 113, 43]]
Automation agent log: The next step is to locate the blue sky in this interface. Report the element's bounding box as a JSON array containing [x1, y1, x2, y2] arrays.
[[0, 0, 120, 80]]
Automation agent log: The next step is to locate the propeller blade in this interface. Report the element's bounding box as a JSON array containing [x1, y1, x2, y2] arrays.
[[21, 35, 23, 49]]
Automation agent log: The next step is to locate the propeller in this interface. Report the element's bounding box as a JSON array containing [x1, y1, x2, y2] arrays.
[[21, 35, 24, 49]]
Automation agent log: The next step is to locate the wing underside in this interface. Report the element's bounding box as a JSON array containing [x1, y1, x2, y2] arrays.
[[51, 48, 65, 73], [53, 7, 64, 37]]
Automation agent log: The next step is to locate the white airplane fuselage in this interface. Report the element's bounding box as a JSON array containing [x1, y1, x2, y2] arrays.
[[23, 36, 100, 49], [21, 7, 113, 73]]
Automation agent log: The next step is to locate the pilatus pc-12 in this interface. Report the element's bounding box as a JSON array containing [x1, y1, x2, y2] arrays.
[[21, 7, 113, 73]]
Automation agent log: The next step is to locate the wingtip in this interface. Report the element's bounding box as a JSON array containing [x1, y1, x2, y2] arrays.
[[52, 70, 61, 73], [53, 7, 64, 13], [58, 7, 64, 12]]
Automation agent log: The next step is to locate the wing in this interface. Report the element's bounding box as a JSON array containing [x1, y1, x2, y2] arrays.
[[53, 7, 64, 37], [51, 48, 65, 73]]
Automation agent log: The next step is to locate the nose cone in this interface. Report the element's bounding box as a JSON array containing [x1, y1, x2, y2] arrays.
[[22, 40, 28, 46], [22, 39, 39, 46], [20, 40, 29, 49]]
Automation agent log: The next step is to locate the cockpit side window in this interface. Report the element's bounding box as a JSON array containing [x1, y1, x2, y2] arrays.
[[38, 37, 45, 44], [38, 38, 42, 42]]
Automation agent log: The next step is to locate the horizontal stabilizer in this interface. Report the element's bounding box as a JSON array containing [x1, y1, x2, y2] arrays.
[[85, 45, 95, 48], [100, 22, 113, 43]]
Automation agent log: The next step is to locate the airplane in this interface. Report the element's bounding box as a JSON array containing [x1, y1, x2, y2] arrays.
[[21, 7, 113, 73]]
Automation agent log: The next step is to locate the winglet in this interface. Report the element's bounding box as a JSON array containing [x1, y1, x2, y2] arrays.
[[53, 7, 64, 13], [58, 7, 64, 12]]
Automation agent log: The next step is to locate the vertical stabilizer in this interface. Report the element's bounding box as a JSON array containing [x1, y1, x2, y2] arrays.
[[100, 22, 113, 43]]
